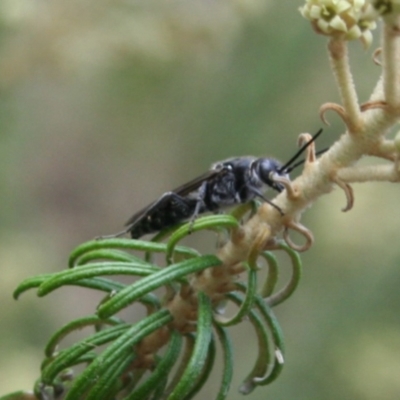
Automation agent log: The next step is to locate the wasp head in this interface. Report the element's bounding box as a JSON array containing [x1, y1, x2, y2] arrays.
[[251, 158, 288, 193]]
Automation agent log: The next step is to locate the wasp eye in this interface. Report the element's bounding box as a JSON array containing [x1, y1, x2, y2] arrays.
[[257, 159, 279, 181]]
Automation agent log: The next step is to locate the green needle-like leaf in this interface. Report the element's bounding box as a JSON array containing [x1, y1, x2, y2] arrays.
[[167, 292, 213, 400], [214, 324, 233, 400], [215, 265, 257, 326], [184, 333, 216, 399], [97, 255, 221, 318], [266, 243, 302, 306], [165, 215, 239, 263], [85, 351, 136, 400], [15, 275, 127, 299], [253, 347, 285, 386], [76, 249, 146, 266], [227, 292, 270, 395], [42, 324, 130, 383], [251, 292, 285, 387], [64, 309, 172, 400], [149, 374, 169, 400], [164, 335, 195, 397], [69, 239, 199, 268], [259, 251, 279, 298], [72, 277, 126, 292], [37, 262, 161, 296], [13, 274, 53, 299], [45, 315, 123, 357], [123, 330, 182, 400]]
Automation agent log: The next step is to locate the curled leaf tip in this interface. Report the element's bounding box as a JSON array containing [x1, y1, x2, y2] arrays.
[[298, 132, 317, 163], [271, 175, 298, 200], [332, 176, 355, 211], [283, 222, 314, 252], [319, 103, 350, 127]]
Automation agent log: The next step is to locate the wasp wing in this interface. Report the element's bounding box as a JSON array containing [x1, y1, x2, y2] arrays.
[[168, 168, 225, 197], [124, 167, 227, 227]]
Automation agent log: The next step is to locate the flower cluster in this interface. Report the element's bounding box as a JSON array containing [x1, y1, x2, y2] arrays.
[[299, 0, 378, 48]]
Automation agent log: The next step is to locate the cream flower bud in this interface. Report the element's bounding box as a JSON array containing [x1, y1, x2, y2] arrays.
[[300, 0, 378, 48]]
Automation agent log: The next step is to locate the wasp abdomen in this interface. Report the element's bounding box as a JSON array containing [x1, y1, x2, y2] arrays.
[[129, 194, 199, 238]]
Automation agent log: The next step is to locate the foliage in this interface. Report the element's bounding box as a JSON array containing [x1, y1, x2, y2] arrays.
[[9, 215, 301, 399]]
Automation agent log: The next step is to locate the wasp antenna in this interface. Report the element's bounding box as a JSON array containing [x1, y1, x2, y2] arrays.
[[279, 128, 323, 173], [285, 146, 329, 173]]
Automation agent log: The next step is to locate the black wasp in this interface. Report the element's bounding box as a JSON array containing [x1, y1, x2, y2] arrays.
[[109, 129, 324, 239]]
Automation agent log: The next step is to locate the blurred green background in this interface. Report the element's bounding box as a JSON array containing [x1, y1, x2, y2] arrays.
[[1, 1, 400, 399]]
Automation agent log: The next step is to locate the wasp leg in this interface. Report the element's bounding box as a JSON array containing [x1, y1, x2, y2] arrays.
[[187, 181, 208, 233], [247, 187, 284, 215]]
